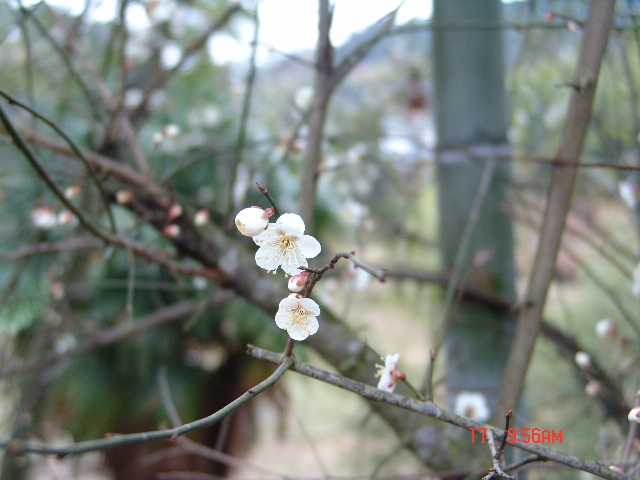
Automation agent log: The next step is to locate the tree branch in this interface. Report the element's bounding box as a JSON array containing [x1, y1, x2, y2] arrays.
[[494, 0, 615, 422]]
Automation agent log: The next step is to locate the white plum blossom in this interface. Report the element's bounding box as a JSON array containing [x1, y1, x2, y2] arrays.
[[235, 207, 271, 237], [595, 318, 617, 339], [253, 213, 321, 275], [629, 407, 640, 424], [585, 380, 602, 397], [376, 354, 405, 393], [275, 294, 320, 341], [574, 351, 591, 369], [454, 392, 490, 422], [619, 179, 638, 209], [31, 206, 57, 229], [633, 263, 640, 297]]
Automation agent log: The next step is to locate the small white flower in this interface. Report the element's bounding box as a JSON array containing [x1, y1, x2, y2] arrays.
[[294, 86, 314, 110], [574, 351, 591, 369], [454, 392, 490, 422], [163, 124, 180, 138], [619, 179, 638, 209], [116, 190, 134, 204], [595, 318, 617, 339], [194, 208, 210, 226], [253, 213, 321, 275], [235, 207, 270, 237], [57, 210, 77, 226], [376, 354, 405, 393], [585, 380, 602, 397], [633, 263, 640, 297], [64, 184, 82, 199], [192, 276, 208, 290], [31, 206, 57, 229], [628, 407, 640, 424], [275, 294, 320, 341]]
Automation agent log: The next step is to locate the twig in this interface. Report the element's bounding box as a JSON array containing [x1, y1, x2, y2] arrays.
[[247, 345, 632, 480], [0, 357, 292, 457], [227, 6, 260, 217], [482, 430, 517, 480], [495, 0, 615, 422]]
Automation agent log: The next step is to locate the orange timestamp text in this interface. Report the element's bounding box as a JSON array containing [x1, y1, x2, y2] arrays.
[[470, 427, 562, 444]]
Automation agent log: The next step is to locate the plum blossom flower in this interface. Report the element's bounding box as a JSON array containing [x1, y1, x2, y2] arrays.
[[633, 263, 640, 297], [629, 407, 640, 424], [595, 318, 617, 339], [585, 380, 602, 397], [275, 294, 320, 341], [376, 354, 405, 393], [31, 206, 57, 229], [235, 207, 272, 237], [574, 351, 591, 369], [253, 213, 321, 275], [454, 392, 490, 422]]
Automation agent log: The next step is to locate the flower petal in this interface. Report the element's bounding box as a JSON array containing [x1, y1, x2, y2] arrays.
[[299, 298, 321, 316], [275, 308, 289, 330], [288, 324, 311, 341], [277, 213, 305, 236], [385, 353, 400, 370], [252, 224, 278, 246], [255, 245, 282, 272], [282, 248, 307, 276], [297, 235, 321, 259], [305, 313, 319, 335], [377, 371, 395, 392]]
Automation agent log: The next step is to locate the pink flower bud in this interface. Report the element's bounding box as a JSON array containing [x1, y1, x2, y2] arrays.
[[194, 208, 210, 226], [288, 271, 310, 293], [57, 210, 76, 226], [167, 203, 183, 220], [116, 190, 134, 204], [163, 224, 180, 237], [64, 184, 82, 199]]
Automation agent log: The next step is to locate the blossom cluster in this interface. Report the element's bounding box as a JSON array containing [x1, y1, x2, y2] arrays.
[[235, 207, 321, 341]]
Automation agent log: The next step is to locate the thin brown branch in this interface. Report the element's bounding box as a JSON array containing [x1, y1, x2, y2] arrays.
[[0, 356, 292, 456], [247, 345, 632, 480], [495, 0, 616, 422]]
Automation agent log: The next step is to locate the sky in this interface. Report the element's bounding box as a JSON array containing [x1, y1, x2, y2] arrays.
[[15, 0, 432, 61]]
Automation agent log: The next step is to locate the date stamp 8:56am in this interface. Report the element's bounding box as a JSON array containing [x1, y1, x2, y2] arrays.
[[470, 427, 563, 444]]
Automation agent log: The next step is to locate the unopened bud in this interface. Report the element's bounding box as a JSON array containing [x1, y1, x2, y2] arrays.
[[57, 210, 76, 226], [574, 351, 591, 369], [167, 203, 183, 220], [235, 207, 269, 237], [194, 208, 210, 226], [64, 184, 82, 199], [163, 224, 180, 237], [116, 190, 134, 204], [288, 271, 310, 293]]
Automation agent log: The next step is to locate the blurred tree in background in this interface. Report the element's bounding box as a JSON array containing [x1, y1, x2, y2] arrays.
[[0, 1, 639, 479]]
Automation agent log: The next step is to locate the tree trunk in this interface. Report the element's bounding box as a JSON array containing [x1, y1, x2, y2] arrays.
[[432, 0, 517, 417]]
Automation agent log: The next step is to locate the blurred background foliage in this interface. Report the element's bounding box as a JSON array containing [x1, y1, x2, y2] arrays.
[[0, 0, 640, 479]]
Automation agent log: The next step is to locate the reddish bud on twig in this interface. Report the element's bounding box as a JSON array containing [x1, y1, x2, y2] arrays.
[[256, 183, 267, 193]]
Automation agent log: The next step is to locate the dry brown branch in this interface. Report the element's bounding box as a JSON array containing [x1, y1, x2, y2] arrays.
[[494, 0, 616, 421]]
